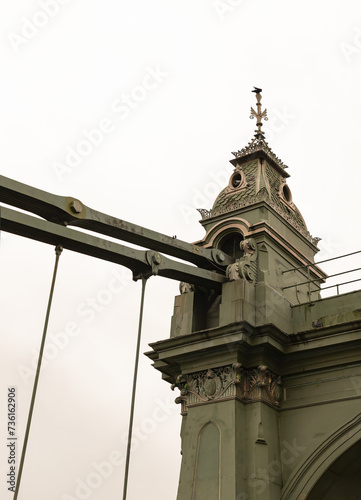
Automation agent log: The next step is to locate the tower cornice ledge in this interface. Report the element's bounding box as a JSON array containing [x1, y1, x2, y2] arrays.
[[146, 306, 361, 384], [230, 146, 290, 178]]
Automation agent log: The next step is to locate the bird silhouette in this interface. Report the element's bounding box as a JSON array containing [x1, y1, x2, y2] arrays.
[[252, 87, 262, 94]]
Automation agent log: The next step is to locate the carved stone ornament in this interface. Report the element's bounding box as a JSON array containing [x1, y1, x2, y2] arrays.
[[227, 263, 241, 281], [232, 135, 288, 172], [226, 238, 257, 283], [179, 282, 195, 294], [247, 365, 283, 406], [172, 364, 282, 414], [198, 196, 320, 246], [196, 208, 212, 219], [226, 261, 254, 283], [241, 238, 256, 257]]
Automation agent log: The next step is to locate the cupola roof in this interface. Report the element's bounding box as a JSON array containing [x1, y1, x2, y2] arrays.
[[197, 88, 320, 247]]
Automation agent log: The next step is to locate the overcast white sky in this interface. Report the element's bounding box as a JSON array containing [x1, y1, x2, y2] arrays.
[[1, 1, 361, 499]]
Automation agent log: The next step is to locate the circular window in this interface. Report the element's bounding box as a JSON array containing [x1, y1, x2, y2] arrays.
[[282, 184, 292, 203], [230, 172, 243, 189]]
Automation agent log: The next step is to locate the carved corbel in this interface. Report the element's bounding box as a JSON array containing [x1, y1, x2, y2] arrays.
[[247, 365, 282, 406], [226, 238, 258, 283]]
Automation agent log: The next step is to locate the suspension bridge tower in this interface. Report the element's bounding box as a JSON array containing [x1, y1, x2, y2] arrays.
[[146, 90, 361, 500], [2, 88, 361, 500]]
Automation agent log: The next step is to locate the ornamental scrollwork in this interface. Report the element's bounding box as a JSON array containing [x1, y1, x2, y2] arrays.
[[171, 363, 243, 414], [226, 238, 257, 284], [231, 135, 288, 171], [196, 208, 212, 219], [199, 198, 320, 246], [246, 365, 283, 407], [172, 364, 282, 413]]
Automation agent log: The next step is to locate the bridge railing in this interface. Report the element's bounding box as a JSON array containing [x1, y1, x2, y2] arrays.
[[282, 250, 361, 304]]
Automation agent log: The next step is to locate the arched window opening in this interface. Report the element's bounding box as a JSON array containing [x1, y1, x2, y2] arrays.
[[193, 422, 220, 500], [218, 231, 244, 259]]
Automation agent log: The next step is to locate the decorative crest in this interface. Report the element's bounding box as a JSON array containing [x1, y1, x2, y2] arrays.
[[250, 86, 268, 139]]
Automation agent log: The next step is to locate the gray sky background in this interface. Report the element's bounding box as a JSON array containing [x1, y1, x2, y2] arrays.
[[1, 1, 361, 499]]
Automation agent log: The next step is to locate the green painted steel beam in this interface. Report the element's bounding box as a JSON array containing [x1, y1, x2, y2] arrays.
[[0, 206, 226, 289], [0, 174, 233, 270]]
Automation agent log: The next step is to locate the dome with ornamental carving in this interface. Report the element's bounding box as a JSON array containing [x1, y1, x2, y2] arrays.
[[197, 91, 320, 246], [211, 141, 307, 232]]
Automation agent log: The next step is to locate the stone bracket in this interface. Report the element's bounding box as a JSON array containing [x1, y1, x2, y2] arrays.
[[226, 238, 258, 283]]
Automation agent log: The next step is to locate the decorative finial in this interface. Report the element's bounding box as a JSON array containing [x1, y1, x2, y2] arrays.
[[250, 87, 268, 139]]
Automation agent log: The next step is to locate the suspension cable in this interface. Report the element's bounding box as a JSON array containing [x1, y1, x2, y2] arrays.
[[14, 244, 63, 500], [122, 275, 148, 500]]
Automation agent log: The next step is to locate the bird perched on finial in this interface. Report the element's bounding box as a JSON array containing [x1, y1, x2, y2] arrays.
[[250, 86, 267, 138]]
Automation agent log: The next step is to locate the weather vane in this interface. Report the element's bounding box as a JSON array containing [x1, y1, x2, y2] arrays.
[[250, 86, 268, 139]]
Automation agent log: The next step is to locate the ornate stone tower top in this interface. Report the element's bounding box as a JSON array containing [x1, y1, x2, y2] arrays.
[[197, 88, 320, 251], [190, 88, 325, 313]]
